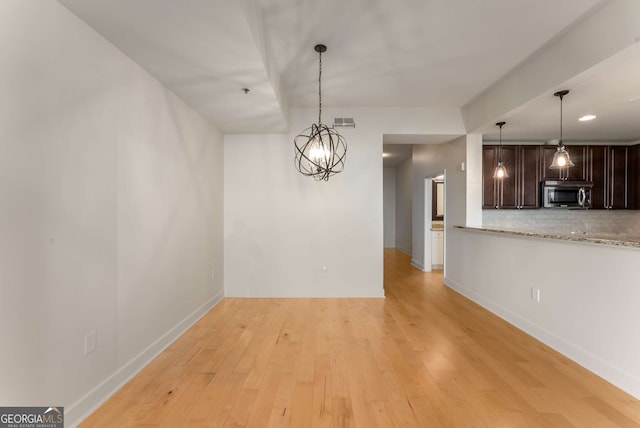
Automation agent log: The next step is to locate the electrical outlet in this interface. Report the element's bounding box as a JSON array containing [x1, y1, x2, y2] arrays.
[[530, 288, 541, 303], [84, 331, 97, 355]]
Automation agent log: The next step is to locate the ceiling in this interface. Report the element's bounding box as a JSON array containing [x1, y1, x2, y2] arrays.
[[383, 144, 413, 168], [382, 134, 461, 167], [479, 40, 640, 143], [56, 0, 609, 137]]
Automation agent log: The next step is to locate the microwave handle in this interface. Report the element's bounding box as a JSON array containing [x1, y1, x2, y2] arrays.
[[578, 187, 586, 207]]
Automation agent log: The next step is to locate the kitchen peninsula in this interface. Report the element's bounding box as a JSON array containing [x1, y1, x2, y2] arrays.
[[446, 221, 640, 402], [454, 225, 640, 248], [452, 138, 640, 399]]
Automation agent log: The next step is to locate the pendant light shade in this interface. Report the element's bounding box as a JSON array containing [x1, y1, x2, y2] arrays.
[[549, 90, 575, 170], [550, 144, 575, 169], [493, 162, 508, 179], [493, 121, 509, 179], [294, 44, 347, 182]]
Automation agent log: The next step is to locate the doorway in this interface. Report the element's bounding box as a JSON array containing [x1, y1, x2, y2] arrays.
[[424, 173, 445, 272]]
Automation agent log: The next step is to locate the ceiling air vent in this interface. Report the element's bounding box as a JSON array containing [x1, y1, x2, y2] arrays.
[[333, 117, 355, 128]]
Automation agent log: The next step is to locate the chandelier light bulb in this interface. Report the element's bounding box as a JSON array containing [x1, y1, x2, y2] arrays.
[[556, 154, 567, 167], [308, 138, 330, 167]]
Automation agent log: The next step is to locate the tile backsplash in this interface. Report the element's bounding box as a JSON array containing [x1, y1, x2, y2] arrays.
[[483, 209, 640, 237]]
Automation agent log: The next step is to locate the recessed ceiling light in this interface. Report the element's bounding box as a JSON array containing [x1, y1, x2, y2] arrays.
[[578, 114, 596, 122], [382, 153, 390, 158]]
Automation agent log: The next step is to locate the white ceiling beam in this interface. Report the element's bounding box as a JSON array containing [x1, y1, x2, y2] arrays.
[[239, 0, 289, 131]]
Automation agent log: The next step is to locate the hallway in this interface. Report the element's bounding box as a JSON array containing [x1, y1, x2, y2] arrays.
[[81, 249, 640, 427]]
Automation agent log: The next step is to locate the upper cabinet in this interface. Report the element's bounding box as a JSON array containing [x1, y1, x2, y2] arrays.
[[587, 146, 629, 209], [483, 143, 639, 210], [482, 145, 540, 209], [482, 146, 499, 209], [588, 146, 608, 209], [483, 145, 509, 209], [519, 146, 541, 209], [629, 145, 640, 209], [610, 146, 630, 209]]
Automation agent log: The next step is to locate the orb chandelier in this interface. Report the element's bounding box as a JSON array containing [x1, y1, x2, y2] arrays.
[[294, 44, 347, 182]]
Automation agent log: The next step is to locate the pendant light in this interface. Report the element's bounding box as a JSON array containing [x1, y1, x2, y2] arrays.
[[493, 121, 508, 179], [549, 90, 575, 169], [294, 44, 347, 182]]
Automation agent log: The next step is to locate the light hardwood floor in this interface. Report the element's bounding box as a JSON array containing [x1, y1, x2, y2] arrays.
[[81, 249, 640, 427]]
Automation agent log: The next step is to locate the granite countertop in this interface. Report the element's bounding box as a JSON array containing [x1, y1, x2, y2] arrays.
[[454, 226, 640, 249]]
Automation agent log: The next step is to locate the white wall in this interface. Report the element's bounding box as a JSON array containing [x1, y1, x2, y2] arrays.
[[383, 167, 396, 248], [395, 158, 413, 254], [465, 134, 483, 227], [224, 106, 465, 298], [224, 130, 383, 298], [0, 2, 224, 425], [411, 137, 468, 271], [446, 230, 640, 399]]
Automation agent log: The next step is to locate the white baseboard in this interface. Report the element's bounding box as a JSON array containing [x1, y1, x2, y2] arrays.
[[411, 259, 425, 271], [395, 246, 412, 256], [65, 290, 225, 427], [444, 276, 640, 400]]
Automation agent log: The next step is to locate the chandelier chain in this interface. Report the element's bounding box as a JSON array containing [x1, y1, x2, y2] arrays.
[[318, 49, 322, 125]]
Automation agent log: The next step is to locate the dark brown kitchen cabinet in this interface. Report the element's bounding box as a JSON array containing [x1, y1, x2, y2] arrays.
[[519, 146, 541, 208], [541, 145, 586, 180], [483, 145, 512, 209], [483, 145, 540, 209], [482, 146, 498, 209], [588, 146, 607, 209], [586, 145, 628, 209], [610, 146, 629, 209], [629, 144, 640, 209]]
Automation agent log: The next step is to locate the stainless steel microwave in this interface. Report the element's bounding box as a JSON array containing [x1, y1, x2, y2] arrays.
[[542, 180, 593, 208]]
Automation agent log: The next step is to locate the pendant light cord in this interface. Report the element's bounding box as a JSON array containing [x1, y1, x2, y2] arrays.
[[556, 91, 568, 145], [499, 124, 502, 161], [559, 94, 563, 144], [496, 121, 505, 162], [318, 49, 322, 125]]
